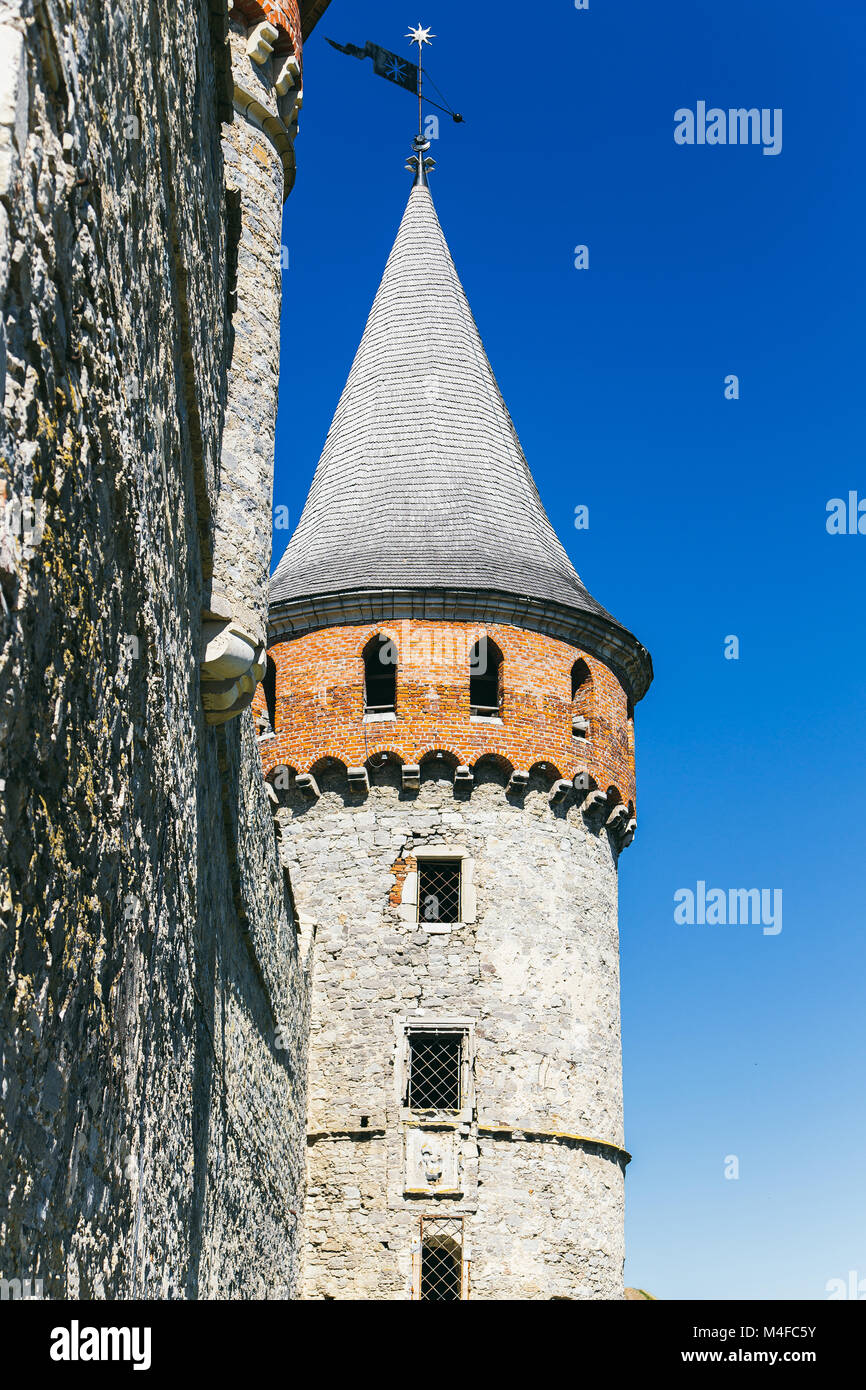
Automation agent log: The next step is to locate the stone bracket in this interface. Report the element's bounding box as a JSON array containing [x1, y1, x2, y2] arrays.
[[401, 763, 420, 791], [247, 20, 280, 62], [347, 766, 370, 795], [275, 53, 301, 95], [507, 769, 529, 795], [200, 619, 266, 725], [549, 778, 572, 805]]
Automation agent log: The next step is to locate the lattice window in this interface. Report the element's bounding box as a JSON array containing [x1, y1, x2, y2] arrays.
[[419, 1217, 465, 1301], [417, 859, 461, 925], [407, 1032, 463, 1111]]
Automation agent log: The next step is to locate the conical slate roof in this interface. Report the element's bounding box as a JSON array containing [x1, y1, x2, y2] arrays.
[[270, 177, 652, 700]]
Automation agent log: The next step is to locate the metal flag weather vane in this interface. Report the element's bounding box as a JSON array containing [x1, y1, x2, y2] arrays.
[[325, 23, 464, 126]]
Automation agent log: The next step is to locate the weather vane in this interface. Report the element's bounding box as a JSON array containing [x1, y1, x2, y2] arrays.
[[324, 23, 463, 180], [406, 24, 435, 142]]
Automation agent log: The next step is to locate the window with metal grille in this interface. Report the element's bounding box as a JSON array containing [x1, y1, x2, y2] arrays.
[[419, 1218, 464, 1301], [407, 1032, 463, 1111], [417, 859, 461, 925]]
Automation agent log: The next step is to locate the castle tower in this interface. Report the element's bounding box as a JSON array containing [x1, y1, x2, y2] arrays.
[[263, 149, 653, 1300], [201, 0, 307, 723]]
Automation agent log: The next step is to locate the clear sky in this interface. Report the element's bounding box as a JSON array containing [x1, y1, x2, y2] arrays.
[[274, 0, 866, 1300]]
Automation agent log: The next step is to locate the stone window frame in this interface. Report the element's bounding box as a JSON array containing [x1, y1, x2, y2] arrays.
[[396, 1016, 476, 1123], [398, 846, 476, 935]]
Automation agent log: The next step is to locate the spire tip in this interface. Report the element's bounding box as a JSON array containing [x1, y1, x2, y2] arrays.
[[406, 134, 435, 187]]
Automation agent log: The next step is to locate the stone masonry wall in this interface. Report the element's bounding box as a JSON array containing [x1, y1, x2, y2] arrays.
[[0, 0, 309, 1298], [278, 760, 627, 1300]]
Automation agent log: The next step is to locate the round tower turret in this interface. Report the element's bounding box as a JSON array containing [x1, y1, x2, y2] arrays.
[[263, 169, 651, 1300]]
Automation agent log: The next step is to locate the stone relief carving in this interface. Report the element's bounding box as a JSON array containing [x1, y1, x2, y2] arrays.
[[405, 1129, 460, 1193]]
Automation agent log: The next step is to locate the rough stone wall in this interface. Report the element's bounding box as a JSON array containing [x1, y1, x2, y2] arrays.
[[278, 761, 627, 1300], [263, 620, 636, 805], [0, 0, 308, 1298]]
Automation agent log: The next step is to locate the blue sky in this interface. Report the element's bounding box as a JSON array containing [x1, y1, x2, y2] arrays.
[[274, 0, 866, 1299]]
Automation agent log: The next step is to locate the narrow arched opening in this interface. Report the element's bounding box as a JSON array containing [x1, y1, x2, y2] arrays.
[[571, 658, 591, 702], [262, 655, 277, 733], [469, 637, 503, 718], [570, 658, 592, 740], [363, 633, 397, 715]]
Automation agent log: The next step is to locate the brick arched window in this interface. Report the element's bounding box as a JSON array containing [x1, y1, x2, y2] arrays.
[[571, 659, 592, 740], [363, 633, 397, 715], [469, 638, 502, 718]]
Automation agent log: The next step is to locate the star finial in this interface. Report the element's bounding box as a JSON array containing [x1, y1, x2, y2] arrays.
[[407, 23, 435, 48]]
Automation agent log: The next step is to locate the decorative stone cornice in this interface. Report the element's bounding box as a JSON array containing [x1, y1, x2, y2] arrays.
[[477, 1123, 631, 1166], [306, 1121, 631, 1165], [267, 759, 638, 850], [307, 1127, 387, 1143], [269, 585, 653, 705], [233, 81, 299, 198]]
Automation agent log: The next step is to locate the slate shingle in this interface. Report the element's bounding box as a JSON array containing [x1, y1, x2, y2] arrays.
[[270, 182, 651, 698]]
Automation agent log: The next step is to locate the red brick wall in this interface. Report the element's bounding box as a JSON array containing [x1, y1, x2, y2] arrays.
[[258, 621, 637, 805]]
